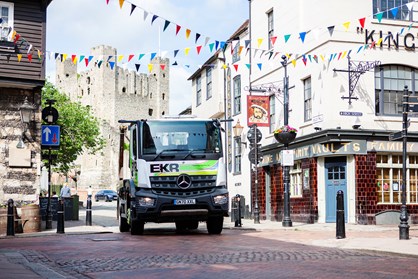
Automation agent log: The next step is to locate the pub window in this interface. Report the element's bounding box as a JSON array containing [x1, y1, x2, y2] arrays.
[[233, 75, 241, 115], [233, 137, 242, 174], [196, 75, 202, 106], [0, 2, 13, 41], [373, 0, 416, 22], [290, 162, 302, 197]]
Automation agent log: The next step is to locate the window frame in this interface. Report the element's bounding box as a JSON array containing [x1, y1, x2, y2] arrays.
[[267, 9, 274, 50], [0, 1, 14, 41], [206, 67, 212, 100], [233, 75, 241, 115], [196, 75, 202, 107], [303, 77, 312, 122], [233, 137, 242, 174], [290, 162, 302, 198], [373, 0, 415, 22]]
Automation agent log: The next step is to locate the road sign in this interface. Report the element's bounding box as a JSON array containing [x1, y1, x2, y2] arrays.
[[42, 125, 60, 147], [42, 106, 59, 124], [248, 149, 263, 165], [389, 131, 403, 141], [247, 126, 262, 143]]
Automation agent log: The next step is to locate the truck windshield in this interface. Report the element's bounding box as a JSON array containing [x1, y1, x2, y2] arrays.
[[142, 120, 222, 155]]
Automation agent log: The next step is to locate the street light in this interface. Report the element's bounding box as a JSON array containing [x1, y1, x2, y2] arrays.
[[281, 55, 293, 227], [233, 119, 244, 138], [17, 97, 35, 149]]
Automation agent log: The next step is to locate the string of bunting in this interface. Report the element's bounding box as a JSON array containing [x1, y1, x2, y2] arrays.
[[1, 1, 417, 72]]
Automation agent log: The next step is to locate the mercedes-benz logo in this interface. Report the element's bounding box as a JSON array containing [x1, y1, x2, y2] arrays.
[[177, 174, 192, 189]]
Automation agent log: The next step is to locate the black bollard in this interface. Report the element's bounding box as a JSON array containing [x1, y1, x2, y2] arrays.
[[86, 195, 92, 226], [234, 194, 242, 227], [336, 190, 346, 239], [7, 199, 15, 236], [57, 199, 65, 234]]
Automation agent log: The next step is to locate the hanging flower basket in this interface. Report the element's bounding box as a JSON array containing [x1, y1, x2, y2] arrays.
[[274, 125, 297, 144]]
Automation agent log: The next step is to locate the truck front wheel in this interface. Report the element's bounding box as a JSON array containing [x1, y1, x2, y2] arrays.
[[207, 216, 223, 234]]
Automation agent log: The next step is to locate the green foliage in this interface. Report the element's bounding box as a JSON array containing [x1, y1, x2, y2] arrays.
[[42, 82, 105, 173]]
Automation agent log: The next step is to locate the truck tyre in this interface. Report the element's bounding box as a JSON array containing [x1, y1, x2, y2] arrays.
[[130, 219, 144, 235], [207, 216, 223, 234], [119, 208, 129, 232]]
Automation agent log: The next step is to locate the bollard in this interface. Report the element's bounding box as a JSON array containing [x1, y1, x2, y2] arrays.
[[235, 194, 242, 227], [57, 199, 65, 234], [7, 199, 15, 236], [86, 195, 92, 226], [336, 190, 346, 239]]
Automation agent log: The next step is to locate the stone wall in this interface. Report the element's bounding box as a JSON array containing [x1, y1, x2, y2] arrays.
[[0, 88, 42, 204]]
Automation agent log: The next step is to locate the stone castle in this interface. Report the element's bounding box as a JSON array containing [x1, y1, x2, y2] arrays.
[[55, 45, 169, 190]]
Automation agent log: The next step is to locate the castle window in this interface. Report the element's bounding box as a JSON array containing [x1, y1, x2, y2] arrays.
[[122, 87, 126, 93], [149, 108, 153, 116], [162, 93, 165, 100], [66, 73, 69, 78], [163, 74, 166, 78], [87, 77, 91, 84], [88, 87, 90, 95]]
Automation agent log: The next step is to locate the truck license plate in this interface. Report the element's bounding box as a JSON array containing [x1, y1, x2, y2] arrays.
[[174, 199, 196, 205]]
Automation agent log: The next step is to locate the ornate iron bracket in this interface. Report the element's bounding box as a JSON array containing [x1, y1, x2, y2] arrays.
[[334, 56, 381, 105]]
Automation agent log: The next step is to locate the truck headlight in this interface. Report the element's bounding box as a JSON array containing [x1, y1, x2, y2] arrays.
[[213, 194, 228, 205], [138, 197, 155, 207]]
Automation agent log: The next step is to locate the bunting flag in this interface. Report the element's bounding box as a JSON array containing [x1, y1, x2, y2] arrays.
[[196, 45, 202, 54], [98, 60, 103, 68], [284, 34, 291, 43], [147, 63, 153, 72], [151, 15, 158, 25], [233, 64, 239, 72], [130, 4, 136, 15], [173, 49, 179, 57], [359, 17, 366, 28], [238, 46, 244, 56], [118, 55, 124, 62], [328, 26, 335, 36], [176, 25, 181, 35], [172, 61, 178, 66], [208, 43, 214, 52], [84, 58, 89, 67], [184, 47, 190, 56], [343, 21, 350, 32], [245, 64, 250, 70], [63, 54, 68, 62], [106, 0, 109, 4], [257, 38, 263, 48], [27, 53, 32, 62], [257, 63, 262, 71], [109, 61, 116, 70], [299, 32, 306, 43], [160, 64, 166, 70], [195, 33, 201, 43], [163, 20, 170, 32], [72, 54, 77, 64], [138, 53, 145, 60], [270, 36, 277, 46], [245, 40, 251, 49], [143, 11, 148, 21], [186, 29, 191, 39], [204, 37, 210, 46], [17, 54, 22, 62], [391, 7, 399, 18], [119, 0, 124, 9], [150, 52, 157, 60], [79, 55, 85, 63], [135, 64, 141, 72], [128, 54, 134, 62], [291, 59, 296, 67], [376, 12, 384, 22]]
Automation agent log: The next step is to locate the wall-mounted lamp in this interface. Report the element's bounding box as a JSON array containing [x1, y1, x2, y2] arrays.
[[232, 120, 247, 147], [314, 127, 322, 131], [16, 97, 35, 149], [352, 117, 361, 130]]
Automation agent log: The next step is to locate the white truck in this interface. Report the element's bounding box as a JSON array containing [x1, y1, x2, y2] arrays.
[[117, 118, 229, 235]]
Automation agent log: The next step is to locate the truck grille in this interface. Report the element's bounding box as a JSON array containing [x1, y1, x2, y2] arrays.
[[150, 175, 217, 197]]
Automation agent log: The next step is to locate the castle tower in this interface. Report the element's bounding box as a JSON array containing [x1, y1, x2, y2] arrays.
[[55, 45, 169, 190]]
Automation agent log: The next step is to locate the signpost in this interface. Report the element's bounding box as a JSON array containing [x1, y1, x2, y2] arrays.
[[41, 125, 60, 147], [389, 131, 403, 141]]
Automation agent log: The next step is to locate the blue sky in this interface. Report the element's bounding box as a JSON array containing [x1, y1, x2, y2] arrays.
[[46, 0, 249, 114]]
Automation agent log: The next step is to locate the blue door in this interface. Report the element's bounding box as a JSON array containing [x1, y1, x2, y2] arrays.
[[325, 157, 347, 223]]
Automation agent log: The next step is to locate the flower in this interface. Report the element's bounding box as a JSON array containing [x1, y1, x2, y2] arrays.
[[273, 125, 298, 134]]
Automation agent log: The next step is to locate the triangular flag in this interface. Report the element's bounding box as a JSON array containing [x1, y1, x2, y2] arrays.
[[245, 64, 250, 70], [128, 54, 134, 62], [215, 41, 219, 50], [343, 21, 350, 32], [63, 54, 68, 61], [160, 64, 166, 70], [151, 15, 159, 25], [257, 38, 263, 48], [291, 59, 296, 67], [184, 47, 190, 56], [209, 43, 214, 52], [88, 56, 93, 62], [268, 51, 274, 60], [27, 53, 32, 62], [109, 61, 115, 70], [176, 25, 181, 35], [130, 4, 136, 16], [357, 45, 364, 53], [38, 49, 42, 60], [302, 56, 307, 66], [284, 34, 291, 43], [391, 7, 399, 18], [257, 63, 262, 71], [138, 53, 145, 60], [98, 60, 103, 68], [376, 12, 384, 23], [163, 20, 170, 32], [358, 17, 366, 28], [118, 55, 124, 62], [72, 55, 77, 64], [196, 45, 202, 54], [84, 58, 89, 67], [143, 11, 148, 21], [238, 46, 244, 56], [270, 36, 277, 46], [54, 53, 60, 60], [119, 0, 124, 9], [204, 37, 210, 46], [79, 55, 85, 63], [106, 0, 110, 4], [328, 26, 335, 36], [195, 33, 201, 43], [17, 54, 22, 62], [186, 29, 191, 39], [174, 49, 179, 57], [376, 38, 383, 46], [245, 40, 251, 48], [147, 64, 153, 73], [13, 34, 20, 43], [172, 61, 178, 66], [299, 32, 306, 43], [233, 64, 239, 72], [406, 2, 415, 11], [150, 53, 157, 61], [135, 64, 141, 72], [161, 51, 168, 58], [220, 41, 226, 51]]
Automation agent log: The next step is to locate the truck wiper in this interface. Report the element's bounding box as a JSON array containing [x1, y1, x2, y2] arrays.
[[152, 149, 187, 160], [182, 149, 207, 160]]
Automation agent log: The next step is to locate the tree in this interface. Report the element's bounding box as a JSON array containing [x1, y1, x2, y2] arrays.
[[41, 82, 105, 173]]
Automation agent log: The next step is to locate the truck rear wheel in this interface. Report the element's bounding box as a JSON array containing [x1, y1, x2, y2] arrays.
[[207, 216, 223, 234]]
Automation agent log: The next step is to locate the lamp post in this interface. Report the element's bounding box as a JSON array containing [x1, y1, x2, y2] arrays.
[[399, 85, 410, 240], [17, 97, 35, 149], [281, 55, 292, 227]]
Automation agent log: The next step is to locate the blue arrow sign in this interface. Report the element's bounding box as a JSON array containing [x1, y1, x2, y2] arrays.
[[42, 125, 60, 146]]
